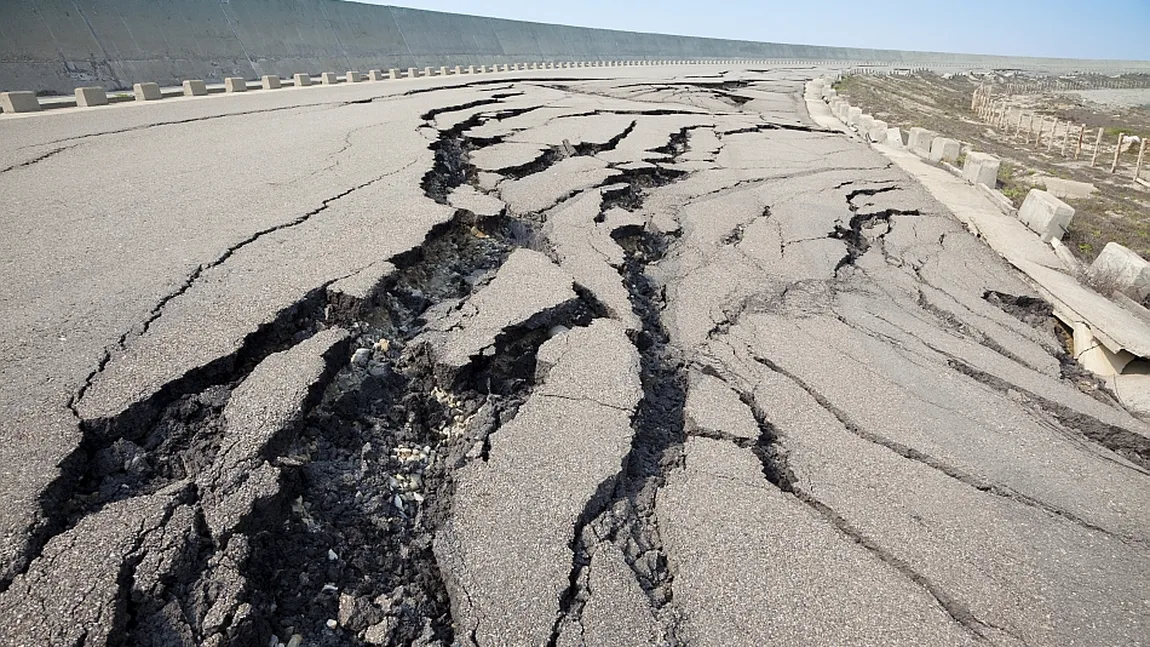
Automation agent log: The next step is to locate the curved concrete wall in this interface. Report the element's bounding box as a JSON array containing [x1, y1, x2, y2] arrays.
[[2, 0, 1149, 94]]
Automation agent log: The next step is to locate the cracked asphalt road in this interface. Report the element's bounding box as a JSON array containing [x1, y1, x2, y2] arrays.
[[1, 66, 1148, 646]]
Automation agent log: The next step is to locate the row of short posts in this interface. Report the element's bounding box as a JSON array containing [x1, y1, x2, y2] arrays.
[[2, 60, 779, 113], [971, 85, 1148, 184]]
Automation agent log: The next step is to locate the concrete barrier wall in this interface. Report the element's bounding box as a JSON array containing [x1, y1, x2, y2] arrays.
[[3, 0, 1149, 94]]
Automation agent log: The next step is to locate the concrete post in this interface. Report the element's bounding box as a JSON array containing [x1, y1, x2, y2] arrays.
[[133, 82, 162, 101], [320, 72, 338, 85], [225, 77, 248, 92], [408, 67, 418, 78], [368, 69, 385, 81], [261, 75, 281, 90], [389, 69, 400, 79], [1134, 139, 1146, 181], [346, 71, 363, 83], [1111, 132, 1124, 173], [455, 66, 463, 75], [0, 91, 40, 113], [439, 66, 448, 76], [1091, 128, 1104, 167], [182, 80, 208, 96], [75, 86, 109, 107], [468, 65, 476, 74], [293, 73, 311, 87], [425, 67, 435, 77]]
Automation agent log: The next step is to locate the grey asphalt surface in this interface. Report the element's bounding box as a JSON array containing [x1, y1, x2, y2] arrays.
[[1, 64, 1148, 646]]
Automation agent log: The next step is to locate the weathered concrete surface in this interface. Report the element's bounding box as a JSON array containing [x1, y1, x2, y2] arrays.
[[1019, 188, 1074, 242], [1, 66, 1148, 647], [962, 151, 1000, 187]]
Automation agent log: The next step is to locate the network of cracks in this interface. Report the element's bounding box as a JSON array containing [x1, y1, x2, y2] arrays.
[[4, 75, 1148, 647]]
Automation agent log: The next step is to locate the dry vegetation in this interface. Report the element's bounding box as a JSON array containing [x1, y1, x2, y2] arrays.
[[834, 73, 1150, 264]]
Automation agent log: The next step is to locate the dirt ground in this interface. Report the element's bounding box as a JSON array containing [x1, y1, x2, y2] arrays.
[[834, 73, 1150, 264]]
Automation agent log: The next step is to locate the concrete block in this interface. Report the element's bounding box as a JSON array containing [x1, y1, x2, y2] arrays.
[[182, 80, 207, 96], [439, 66, 449, 76], [1088, 242, 1150, 301], [75, 86, 108, 107], [408, 67, 419, 78], [293, 73, 311, 87], [1, 91, 40, 113], [425, 67, 435, 77], [478, 65, 488, 73], [345, 71, 363, 83], [389, 69, 400, 80], [1018, 189, 1074, 242], [468, 65, 476, 74], [928, 137, 961, 163], [857, 114, 876, 132], [847, 106, 862, 125], [321, 72, 338, 85], [908, 127, 937, 157], [962, 152, 1001, 187], [133, 82, 162, 101], [225, 77, 247, 92], [368, 69, 385, 81], [261, 75, 281, 90], [885, 127, 905, 147], [867, 120, 888, 143], [455, 66, 463, 75]]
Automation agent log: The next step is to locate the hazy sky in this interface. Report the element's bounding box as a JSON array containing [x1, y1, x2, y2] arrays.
[[355, 0, 1150, 61]]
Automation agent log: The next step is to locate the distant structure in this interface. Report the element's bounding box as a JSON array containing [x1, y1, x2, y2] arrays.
[[2, 0, 1149, 94]]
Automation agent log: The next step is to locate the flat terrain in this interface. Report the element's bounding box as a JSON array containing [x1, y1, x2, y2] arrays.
[[1, 65, 1149, 647]]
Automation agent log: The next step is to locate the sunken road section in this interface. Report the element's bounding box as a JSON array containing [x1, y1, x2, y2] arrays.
[[1, 66, 1149, 647]]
